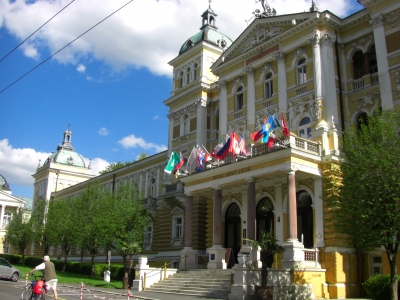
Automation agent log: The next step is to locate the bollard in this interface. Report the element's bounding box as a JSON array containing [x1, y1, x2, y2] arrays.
[[184, 254, 187, 271], [163, 263, 166, 280], [143, 273, 146, 291], [25, 273, 28, 285], [80, 282, 83, 300], [127, 287, 130, 300]]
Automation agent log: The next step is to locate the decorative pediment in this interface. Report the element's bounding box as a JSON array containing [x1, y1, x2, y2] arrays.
[[170, 206, 184, 215], [240, 26, 284, 54]]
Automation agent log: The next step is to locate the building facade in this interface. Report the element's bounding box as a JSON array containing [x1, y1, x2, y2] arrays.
[[23, 0, 400, 298]]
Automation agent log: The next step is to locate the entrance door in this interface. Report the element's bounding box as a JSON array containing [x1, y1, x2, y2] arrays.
[[296, 191, 313, 248], [225, 203, 241, 266], [256, 197, 274, 239]]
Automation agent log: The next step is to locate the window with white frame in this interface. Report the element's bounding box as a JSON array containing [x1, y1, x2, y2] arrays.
[[372, 256, 382, 275], [179, 71, 184, 88], [3, 243, 10, 254], [149, 178, 156, 198], [297, 58, 307, 85], [173, 217, 183, 238], [236, 86, 244, 110], [186, 67, 191, 84], [298, 117, 312, 139], [193, 63, 198, 80], [2, 212, 12, 227], [181, 114, 190, 136], [144, 225, 153, 249], [264, 73, 273, 98], [170, 207, 184, 245]]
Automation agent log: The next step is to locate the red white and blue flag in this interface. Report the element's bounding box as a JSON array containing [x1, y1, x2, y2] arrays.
[[196, 145, 205, 171]]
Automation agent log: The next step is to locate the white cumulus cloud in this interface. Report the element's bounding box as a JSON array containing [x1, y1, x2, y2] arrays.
[[77, 64, 86, 73], [118, 134, 167, 153], [86, 157, 111, 175], [0, 0, 362, 77]]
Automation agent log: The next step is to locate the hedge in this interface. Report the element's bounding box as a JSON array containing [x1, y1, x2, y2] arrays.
[[0, 254, 130, 280], [363, 274, 400, 300]]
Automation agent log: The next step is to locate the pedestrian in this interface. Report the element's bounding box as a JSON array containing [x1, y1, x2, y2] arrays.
[[29, 255, 58, 300]]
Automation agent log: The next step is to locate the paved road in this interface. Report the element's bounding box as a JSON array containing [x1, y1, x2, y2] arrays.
[[0, 279, 225, 300]]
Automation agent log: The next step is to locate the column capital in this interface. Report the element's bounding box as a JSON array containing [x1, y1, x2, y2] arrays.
[[320, 34, 334, 47], [245, 177, 256, 183], [370, 14, 384, 29], [273, 51, 285, 62], [307, 33, 320, 47], [213, 185, 221, 190], [244, 66, 254, 76], [218, 80, 227, 90], [195, 97, 208, 108]]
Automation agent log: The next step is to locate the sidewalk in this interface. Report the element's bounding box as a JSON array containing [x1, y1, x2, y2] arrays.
[[65, 284, 372, 300]]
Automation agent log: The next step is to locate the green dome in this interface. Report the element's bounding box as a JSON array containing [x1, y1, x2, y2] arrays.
[[179, 27, 233, 55]]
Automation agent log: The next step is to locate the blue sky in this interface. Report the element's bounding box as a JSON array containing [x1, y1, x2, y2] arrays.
[[0, 0, 364, 198]]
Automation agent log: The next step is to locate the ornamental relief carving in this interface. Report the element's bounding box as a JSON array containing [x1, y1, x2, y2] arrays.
[[227, 119, 249, 140], [169, 102, 197, 122], [385, 10, 400, 28], [258, 186, 275, 197], [287, 95, 321, 128], [352, 90, 380, 110], [241, 26, 284, 54], [223, 193, 242, 205], [299, 179, 314, 190]]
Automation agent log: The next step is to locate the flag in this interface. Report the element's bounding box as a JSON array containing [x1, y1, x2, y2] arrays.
[[202, 145, 212, 162], [211, 136, 231, 160], [173, 153, 185, 174], [261, 114, 280, 143], [239, 134, 248, 155], [196, 145, 205, 171], [250, 130, 262, 142], [164, 152, 180, 174], [229, 132, 241, 157], [282, 112, 290, 137], [267, 133, 275, 148], [186, 147, 198, 174]]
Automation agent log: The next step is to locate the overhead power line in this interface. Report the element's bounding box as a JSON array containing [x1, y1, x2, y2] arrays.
[[0, 0, 76, 63], [0, 0, 134, 95]]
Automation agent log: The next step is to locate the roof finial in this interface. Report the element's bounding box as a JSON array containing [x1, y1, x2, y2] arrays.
[[309, 0, 318, 12], [208, 0, 212, 9]]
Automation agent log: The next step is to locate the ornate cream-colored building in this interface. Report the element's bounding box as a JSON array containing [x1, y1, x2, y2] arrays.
[[23, 0, 400, 298]]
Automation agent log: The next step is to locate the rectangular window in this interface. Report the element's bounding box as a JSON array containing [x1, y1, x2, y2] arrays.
[[144, 225, 153, 245], [265, 81, 273, 98], [174, 217, 183, 238]]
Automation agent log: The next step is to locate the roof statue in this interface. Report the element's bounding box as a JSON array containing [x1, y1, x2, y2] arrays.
[[309, 0, 319, 12], [255, 0, 277, 18]]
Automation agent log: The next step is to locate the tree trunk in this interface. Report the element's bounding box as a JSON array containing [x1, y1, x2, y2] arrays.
[[386, 248, 398, 300]]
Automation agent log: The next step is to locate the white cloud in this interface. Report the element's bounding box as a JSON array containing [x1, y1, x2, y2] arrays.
[[98, 127, 110, 136], [153, 115, 160, 120], [0, 139, 50, 187], [77, 64, 86, 73], [85, 157, 110, 175], [0, 0, 362, 77], [118, 134, 167, 153]]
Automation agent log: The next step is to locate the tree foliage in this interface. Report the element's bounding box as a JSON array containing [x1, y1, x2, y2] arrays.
[[324, 110, 400, 300], [4, 208, 32, 263]]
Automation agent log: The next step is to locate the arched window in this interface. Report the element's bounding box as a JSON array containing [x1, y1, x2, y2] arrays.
[[298, 117, 311, 139], [179, 71, 184, 88], [193, 64, 198, 80], [297, 58, 307, 85], [236, 86, 244, 110], [296, 191, 313, 248], [352, 50, 365, 79], [2, 212, 12, 227], [264, 73, 273, 99], [256, 197, 274, 240], [357, 112, 368, 131], [368, 45, 378, 74], [149, 178, 156, 198], [186, 68, 191, 84], [181, 114, 190, 136]]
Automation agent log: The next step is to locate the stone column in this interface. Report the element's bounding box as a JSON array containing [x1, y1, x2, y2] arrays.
[[144, 171, 148, 198], [196, 97, 207, 147], [371, 15, 394, 110], [246, 178, 256, 241], [282, 169, 304, 269], [208, 187, 227, 269], [309, 32, 323, 101], [0, 205, 5, 228], [167, 114, 174, 157], [313, 177, 325, 248], [274, 183, 284, 245], [274, 51, 288, 113], [218, 81, 228, 139], [245, 67, 255, 133], [320, 33, 339, 127], [181, 194, 197, 270]]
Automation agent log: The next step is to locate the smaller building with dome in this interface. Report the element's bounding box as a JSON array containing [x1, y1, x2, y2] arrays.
[[32, 127, 94, 204]]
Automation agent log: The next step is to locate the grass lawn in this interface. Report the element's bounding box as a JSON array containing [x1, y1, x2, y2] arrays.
[[14, 264, 123, 289]]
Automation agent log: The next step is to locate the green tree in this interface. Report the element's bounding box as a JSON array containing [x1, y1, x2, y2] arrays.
[[324, 110, 400, 300], [109, 183, 151, 283], [45, 196, 80, 272], [4, 208, 32, 263], [74, 182, 113, 276], [245, 232, 284, 288], [99, 153, 148, 174], [30, 199, 53, 255]]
